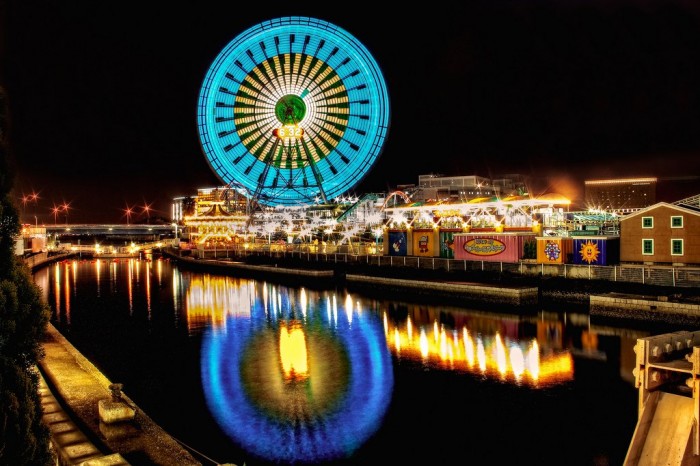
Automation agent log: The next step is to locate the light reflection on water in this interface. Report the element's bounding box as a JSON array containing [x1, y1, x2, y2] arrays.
[[34, 257, 652, 465], [196, 281, 393, 463]]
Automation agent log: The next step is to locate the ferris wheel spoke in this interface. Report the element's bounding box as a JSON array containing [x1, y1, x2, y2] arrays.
[[197, 16, 389, 206]]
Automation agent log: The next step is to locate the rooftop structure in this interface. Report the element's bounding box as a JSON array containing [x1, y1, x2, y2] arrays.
[[402, 173, 529, 203]]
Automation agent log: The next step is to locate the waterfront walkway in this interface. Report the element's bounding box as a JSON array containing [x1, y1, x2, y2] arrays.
[[39, 323, 202, 466], [34, 250, 700, 465]]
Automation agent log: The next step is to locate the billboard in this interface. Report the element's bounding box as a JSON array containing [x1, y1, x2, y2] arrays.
[[453, 234, 534, 262]]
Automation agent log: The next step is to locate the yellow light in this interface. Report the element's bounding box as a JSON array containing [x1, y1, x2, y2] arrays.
[[279, 322, 309, 381]]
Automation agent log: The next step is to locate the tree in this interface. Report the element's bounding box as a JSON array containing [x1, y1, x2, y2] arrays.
[[0, 85, 53, 465]]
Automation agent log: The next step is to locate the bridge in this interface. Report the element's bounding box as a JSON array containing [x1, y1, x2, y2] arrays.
[[66, 239, 177, 257], [40, 224, 178, 237]]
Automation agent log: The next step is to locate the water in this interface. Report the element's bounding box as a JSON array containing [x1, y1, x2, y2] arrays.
[[32, 256, 682, 466]]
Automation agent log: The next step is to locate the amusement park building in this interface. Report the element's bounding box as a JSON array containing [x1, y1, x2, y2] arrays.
[[171, 178, 575, 256]]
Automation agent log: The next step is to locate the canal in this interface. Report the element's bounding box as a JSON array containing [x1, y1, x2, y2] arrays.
[[32, 255, 683, 466]]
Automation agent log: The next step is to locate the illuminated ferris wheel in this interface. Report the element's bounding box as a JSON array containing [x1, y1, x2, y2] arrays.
[[197, 16, 390, 207]]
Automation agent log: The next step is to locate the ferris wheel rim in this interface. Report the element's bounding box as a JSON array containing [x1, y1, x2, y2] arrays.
[[197, 16, 390, 207]]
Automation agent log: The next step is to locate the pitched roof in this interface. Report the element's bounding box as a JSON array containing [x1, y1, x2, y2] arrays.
[[619, 201, 700, 222]]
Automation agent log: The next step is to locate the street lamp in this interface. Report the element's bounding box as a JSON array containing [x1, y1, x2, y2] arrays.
[[61, 202, 71, 224], [51, 205, 61, 225], [142, 201, 153, 224], [123, 204, 134, 225], [20, 190, 40, 224]]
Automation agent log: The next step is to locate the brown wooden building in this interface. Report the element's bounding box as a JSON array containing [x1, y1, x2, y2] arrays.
[[619, 201, 700, 265]]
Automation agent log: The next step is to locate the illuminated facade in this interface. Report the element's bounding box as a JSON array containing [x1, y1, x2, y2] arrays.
[[182, 187, 250, 245], [584, 177, 657, 212]]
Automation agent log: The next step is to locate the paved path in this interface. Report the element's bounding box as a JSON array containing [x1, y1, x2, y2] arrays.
[[39, 323, 202, 466]]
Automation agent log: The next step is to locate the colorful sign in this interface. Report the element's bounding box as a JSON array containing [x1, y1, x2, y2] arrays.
[[412, 230, 434, 257], [463, 238, 506, 256], [578, 240, 600, 264], [543, 240, 562, 261], [536, 237, 573, 264], [572, 237, 618, 266], [388, 231, 407, 256], [439, 231, 455, 259]]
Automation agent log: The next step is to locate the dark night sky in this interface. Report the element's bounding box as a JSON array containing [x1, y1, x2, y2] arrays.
[[2, 0, 700, 223]]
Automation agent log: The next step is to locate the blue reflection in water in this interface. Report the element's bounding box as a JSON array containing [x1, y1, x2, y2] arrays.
[[200, 286, 393, 464]]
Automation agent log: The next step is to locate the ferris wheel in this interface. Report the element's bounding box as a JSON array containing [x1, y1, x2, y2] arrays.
[[197, 16, 390, 207]]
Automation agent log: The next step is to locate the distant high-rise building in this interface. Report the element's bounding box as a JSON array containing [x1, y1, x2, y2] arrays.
[[407, 173, 528, 203], [584, 177, 657, 212]]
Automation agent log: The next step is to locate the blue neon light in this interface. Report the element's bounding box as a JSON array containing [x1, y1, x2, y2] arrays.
[[197, 16, 390, 206]]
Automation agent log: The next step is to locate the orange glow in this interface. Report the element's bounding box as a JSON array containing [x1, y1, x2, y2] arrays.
[[383, 315, 573, 386], [53, 263, 61, 322], [145, 261, 152, 317], [584, 177, 657, 185], [279, 322, 309, 381], [64, 262, 72, 324], [128, 259, 134, 314], [96, 259, 102, 297]]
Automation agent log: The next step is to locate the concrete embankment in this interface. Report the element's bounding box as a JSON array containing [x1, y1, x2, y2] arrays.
[[345, 274, 539, 309], [591, 293, 700, 326], [39, 324, 201, 466]]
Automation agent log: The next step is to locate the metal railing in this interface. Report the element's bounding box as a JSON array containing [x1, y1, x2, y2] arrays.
[[179, 245, 700, 288]]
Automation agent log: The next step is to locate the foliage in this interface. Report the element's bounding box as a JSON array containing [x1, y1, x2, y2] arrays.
[[0, 85, 53, 465], [522, 239, 537, 260], [0, 356, 51, 465]]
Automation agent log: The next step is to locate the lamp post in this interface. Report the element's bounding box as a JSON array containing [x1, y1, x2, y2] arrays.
[[51, 205, 60, 225], [61, 203, 70, 225], [142, 202, 152, 224], [20, 191, 40, 225], [124, 205, 133, 225]]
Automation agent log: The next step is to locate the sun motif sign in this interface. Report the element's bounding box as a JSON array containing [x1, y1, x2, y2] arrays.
[[579, 240, 600, 264]]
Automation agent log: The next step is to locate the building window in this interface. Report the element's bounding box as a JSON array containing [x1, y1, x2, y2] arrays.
[[671, 239, 684, 256], [642, 239, 654, 255], [671, 216, 683, 228], [642, 217, 653, 229]]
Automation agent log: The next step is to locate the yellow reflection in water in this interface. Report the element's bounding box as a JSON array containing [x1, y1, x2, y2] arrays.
[[384, 313, 573, 386], [279, 322, 309, 381], [185, 275, 253, 331], [53, 263, 61, 322]]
